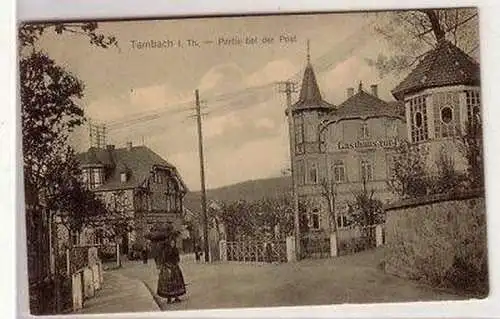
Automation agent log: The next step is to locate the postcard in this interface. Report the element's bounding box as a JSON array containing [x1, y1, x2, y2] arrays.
[[18, 7, 487, 316]]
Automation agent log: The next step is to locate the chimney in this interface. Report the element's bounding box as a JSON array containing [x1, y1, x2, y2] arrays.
[[347, 87, 354, 98], [370, 84, 378, 97], [126, 142, 133, 151]]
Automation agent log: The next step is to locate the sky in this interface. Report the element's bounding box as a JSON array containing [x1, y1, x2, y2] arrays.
[[37, 12, 409, 191]]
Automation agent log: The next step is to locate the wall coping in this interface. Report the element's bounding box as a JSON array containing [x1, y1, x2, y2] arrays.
[[384, 188, 485, 211]]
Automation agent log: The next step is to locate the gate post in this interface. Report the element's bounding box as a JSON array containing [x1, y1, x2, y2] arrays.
[[330, 232, 338, 257], [65, 248, 71, 276], [219, 240, 227, 262], [375, 225, 383, 247], [286, 236, 296, 262], [116, 242, 121, 267]]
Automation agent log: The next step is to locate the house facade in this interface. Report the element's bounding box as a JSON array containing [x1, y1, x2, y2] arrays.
[[287, 40, 480, 236], [288, 59, 407, 234], [72, 142, 188, 254]]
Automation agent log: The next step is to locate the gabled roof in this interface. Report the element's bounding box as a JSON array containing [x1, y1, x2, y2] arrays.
[[289, 62, 335, 114], [329, 88, 404, 122], [392, 40, 480, 100], [77, 145, 187, 193]]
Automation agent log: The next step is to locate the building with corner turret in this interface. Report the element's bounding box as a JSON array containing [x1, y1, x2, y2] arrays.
[[287, 55, 407, 237]]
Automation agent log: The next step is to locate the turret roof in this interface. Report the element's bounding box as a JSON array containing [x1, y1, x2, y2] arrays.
[[392, 40, 480, 100]]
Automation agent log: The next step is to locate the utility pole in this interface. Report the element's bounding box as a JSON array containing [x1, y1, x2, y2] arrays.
[[195, 89, 210, 262], [278, 80, 300, 260]]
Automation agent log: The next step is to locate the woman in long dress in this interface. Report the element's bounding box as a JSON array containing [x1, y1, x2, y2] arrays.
[[156, 239, 186, 303]]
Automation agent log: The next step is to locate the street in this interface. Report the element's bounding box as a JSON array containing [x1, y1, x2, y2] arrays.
[[115, 248, 463, 311]]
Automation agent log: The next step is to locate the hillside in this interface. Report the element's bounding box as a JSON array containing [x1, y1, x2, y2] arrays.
[[183, 176, 292, 213]]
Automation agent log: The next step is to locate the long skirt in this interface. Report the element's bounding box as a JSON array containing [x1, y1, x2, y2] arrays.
[[157, 263, 186, 298]]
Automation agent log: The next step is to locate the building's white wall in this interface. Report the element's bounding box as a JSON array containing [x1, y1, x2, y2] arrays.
[[295, 115, 407, 232]]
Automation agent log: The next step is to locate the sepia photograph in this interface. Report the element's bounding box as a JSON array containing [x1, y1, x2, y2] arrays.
[[18, 7, 487, 316]]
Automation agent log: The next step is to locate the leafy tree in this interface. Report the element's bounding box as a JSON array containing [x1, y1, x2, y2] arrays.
[[459, 118, 484, 189], [429, 148, 467, 195], [19, 22, 117, 50], [88, 190, 135, 242], [20, 22, 118, 230], [368, 8, 479, 77], [387, 141, 430, 199], [349, 178, 384, 248]]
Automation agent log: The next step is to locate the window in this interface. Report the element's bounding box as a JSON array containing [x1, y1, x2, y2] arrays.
[[153, 171, 164, 184], [466, 90, 481, 125], [441, 107, 453, 123], [310, 209, 320, 230], [296, 160, 305, 185], [82, 169, 89, 184], [71, 231, 79, 246], [361, 159, 373, 182], [409, 95, 429, 142], [385, 119, 398, 138], [433, 92, 460, 138], [294, 115, 304, 154], [120, 172, 127, 183], [386, 153, 397, 180], [308, 161, 318, 184], [333, 160, 346, 183], [336, 215, 348, 229], [89, 168, 103, 189], [360, 122, 370, 139]]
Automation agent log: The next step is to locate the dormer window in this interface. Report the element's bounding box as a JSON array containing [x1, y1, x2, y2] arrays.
[[360, 121, 370, 139], [82, 166, 104, 189]]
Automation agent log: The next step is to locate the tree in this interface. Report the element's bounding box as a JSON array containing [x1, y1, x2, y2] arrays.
[[20, 22, 118, 226], [387, 141, 430, 199], [368, 8, 479, 77], [20, 22, 118, 315], [319, 177, 337, 233], [349, 178, 384, 248], [459, 117, 484, 189], [88, 190, 135, 242], [19, 22, 117, 50], [319, 177, 339, 254], [429, 148, 467, 195]]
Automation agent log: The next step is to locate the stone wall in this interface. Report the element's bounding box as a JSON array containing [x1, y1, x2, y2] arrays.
[[384, 190, 488, 295]]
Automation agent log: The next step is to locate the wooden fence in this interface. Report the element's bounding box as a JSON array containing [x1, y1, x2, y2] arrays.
[[224, 240, 287, 263]]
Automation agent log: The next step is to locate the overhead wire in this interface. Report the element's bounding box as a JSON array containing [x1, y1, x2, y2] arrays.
[[102, 20, 375, 141]]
